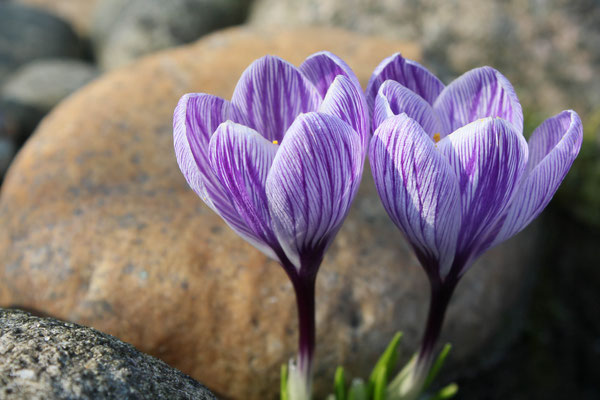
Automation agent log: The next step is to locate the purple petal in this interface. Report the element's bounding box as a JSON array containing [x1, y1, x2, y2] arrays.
[[491, 110, 583, 247], [369, 114, 461, 277], [231, 55, 322, 143], [208, 121, 279, 259], [299, 51, 362, 98], [373, 80, 443, 137], [173, 93, 241, 215], [437, 117, 528, 266], [366, 53, 445, 109], [318, 75, 369, 149], [266, 112, 364, 271], [433, 67, 523, 136]]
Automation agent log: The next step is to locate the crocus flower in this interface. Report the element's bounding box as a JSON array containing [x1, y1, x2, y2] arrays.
[[173, 52, 368, 400], [367, 53, 582, 398]]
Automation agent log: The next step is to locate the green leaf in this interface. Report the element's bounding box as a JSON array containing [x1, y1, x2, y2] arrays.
[[334, 366, 346, 400], [385, 353, 416, 400], [280, 364, 288, 400], [373, 364, 389, 400], [426, 383, 458, 400], [368, 332, 403, 396], [422, 344, 451, 391], [348, 379, 368, 400]]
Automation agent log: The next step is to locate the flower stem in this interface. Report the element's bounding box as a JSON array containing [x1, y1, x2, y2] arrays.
[[417, 278, 457, 368], [292, 274, 316, 383]]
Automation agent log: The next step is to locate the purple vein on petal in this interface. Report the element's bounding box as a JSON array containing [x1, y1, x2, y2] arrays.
[[366, 53, 445, 110], [434, 67, 523, 136], [489, 110, 583, 248], [173, 93, 252, 227], [374, 80, 443, 137], [266, 112, 364, 271], [319, 75, 369, 149], [437, 117, 528, 266], [208, 121, 280, 260], [231, 55, 322, 143], [370, 114, 461, 278], [299, 51, 362, 98]]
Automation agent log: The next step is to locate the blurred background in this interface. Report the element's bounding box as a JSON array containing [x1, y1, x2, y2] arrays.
[[0, 0, 598, 399]]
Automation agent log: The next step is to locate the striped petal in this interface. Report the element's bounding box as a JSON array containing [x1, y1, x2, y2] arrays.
[[434, 67, 523, 136], [266, 112, 364, 271], [369, 114, 461, 278], [231, 55, 322, 143], [491, 110, 583, 247], [299, 51, 363, 98], [318, 75, 369, 149], [437, 118, 528, 266], [208, 121, 279, 259], [173, 93, 244, 220], [366, 53, 445, 109], [373, 80, 443, 138]]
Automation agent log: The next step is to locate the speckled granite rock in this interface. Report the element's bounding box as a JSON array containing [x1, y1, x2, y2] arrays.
[[0, 308, 217, 400], [0, 27, 538, 400]]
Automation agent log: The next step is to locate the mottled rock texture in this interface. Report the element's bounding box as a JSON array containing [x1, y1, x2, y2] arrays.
[[91, 0, 252, 69], [0, 3, 83, 84], [0, 27, 539, 399], [15, 0, 100, 36], [0, 308, 217, 400], [1, 59, 99, 113], [250, 0, 600, 118]]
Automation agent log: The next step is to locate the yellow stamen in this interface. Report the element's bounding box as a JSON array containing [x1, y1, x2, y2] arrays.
[[272, 140, 279, 145], [433, 133, 441, 143]]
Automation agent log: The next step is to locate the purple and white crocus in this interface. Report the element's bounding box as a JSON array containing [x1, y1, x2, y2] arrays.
[[173, 52, 368, 400], [367, 53, 583, 397]]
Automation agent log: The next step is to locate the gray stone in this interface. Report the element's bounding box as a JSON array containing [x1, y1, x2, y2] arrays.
[[249, 0, 600, 118], [0, 3, 84, 84], [0, 308, 218, 400], [1, 59, 99, 113], [0, 136, 16, 181], [91, 0, 251, 69]]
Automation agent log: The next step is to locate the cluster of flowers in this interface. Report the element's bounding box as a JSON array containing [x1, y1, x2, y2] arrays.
[[173, 52, 582, 400]]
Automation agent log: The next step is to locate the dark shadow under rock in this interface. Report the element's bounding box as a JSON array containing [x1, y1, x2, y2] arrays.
[[0, 308, 218, 400]]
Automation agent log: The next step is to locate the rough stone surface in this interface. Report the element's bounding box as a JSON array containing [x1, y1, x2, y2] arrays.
[[91, 0, 252, 70], [15, 0, 101, 36], [0, 27, 538, 400], [249, 0, 600, 118], [1, 59, 99, 113], [0, 308, 217, 400], [0, 3, 83, 84]]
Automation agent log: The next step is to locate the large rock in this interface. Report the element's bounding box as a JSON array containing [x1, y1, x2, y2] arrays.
[[1, 59, 99, 113], [249, 0, 600, 118], [0, 27, 538, 399], [0, 3, 83, 84], [15, 0, 101, 36], [91, 0, 252, 70], [0, 308, 217, 400]]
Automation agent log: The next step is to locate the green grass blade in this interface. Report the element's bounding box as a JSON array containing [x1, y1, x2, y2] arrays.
[[422, 344, 451, 391], [427, 383, 458, 400], [368, 332, 403, 396], [335, 366, 346, 400], [280, 364, 288, 400]]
